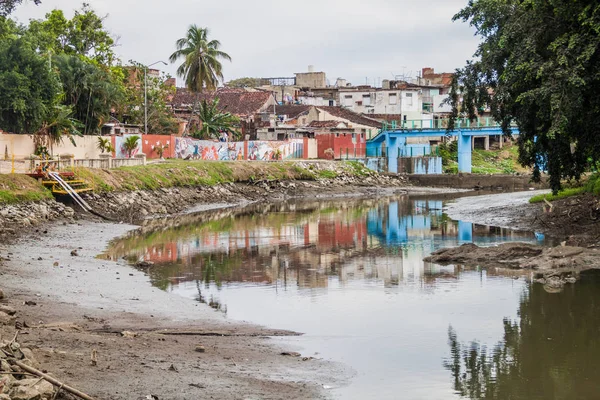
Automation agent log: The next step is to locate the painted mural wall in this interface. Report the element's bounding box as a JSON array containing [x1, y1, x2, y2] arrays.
[[175, 138, 245, 161], [174, 138, 304, 161], [115, 134, 143, 159]]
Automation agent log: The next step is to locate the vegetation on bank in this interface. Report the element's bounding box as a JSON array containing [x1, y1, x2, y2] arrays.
[[73, 160, 373, 193], [439, 142, 528, 175], [0, 175, 52, 204], [529, 174, 600, 203]]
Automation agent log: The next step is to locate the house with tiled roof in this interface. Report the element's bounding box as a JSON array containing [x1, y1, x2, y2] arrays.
[[169, 87, 276, 135], [306, 106, 382, 140]]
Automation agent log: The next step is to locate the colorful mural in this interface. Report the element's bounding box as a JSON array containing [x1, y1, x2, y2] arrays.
[[115, 134, 143, 159], [175, 138, 244, 161], [247, 140, 303, 161], [174, 138, 303, 161]]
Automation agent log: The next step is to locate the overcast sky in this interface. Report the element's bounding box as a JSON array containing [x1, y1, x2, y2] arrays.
[[13, 0, 480, 87]]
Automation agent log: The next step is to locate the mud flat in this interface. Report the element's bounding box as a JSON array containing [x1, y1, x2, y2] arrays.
[[431, 189, 600, 291], [0, 217, 350, 399], [425, 242, 600, 290]]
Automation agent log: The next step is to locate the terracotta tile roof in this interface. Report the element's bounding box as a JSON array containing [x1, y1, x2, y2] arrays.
[[273, 105, 311, 119], [308, 120, 348, 128], [170, 88, 274, 117], [315, 106, 382, 128]]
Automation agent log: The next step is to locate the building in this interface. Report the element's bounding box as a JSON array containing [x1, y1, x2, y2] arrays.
[[169, 87, 277, 135]]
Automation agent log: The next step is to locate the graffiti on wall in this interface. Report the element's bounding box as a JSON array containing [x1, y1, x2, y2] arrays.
[[115, 134, 143, 158], [175, 138, 244, 160], [174, 138, 303, 161], [247, 140, 303, 161]]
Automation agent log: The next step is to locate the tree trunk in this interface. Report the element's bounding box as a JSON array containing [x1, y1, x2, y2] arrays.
[[184, 91, 201, 136]]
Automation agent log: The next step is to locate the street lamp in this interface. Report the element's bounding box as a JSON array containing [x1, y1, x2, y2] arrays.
[[144, 60, 168, 134]]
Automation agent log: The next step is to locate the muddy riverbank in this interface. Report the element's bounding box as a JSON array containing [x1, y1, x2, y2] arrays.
[[444, 190, 600, 247], [0, 218, 351, 400], [0, 176, 433, 400], [435, 190, 600, 290]]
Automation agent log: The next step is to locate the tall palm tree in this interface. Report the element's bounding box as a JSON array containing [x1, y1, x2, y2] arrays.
[[169, 25, 231, 133], [169, 25, 231, 92]]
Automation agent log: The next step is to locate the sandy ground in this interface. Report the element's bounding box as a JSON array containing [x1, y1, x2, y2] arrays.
[[0, 219, 351, 400], [443, 189, 551, 231]]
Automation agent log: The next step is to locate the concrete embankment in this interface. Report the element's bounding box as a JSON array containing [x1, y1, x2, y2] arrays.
[[407, 173, 547, 190]]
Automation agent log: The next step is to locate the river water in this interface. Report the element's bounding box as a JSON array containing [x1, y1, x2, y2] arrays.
[[105, 194, 600, 399]]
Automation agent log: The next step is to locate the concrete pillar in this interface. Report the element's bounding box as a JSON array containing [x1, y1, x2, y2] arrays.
[[99, 153, 112, 169], [60, 154, 74, 169], [484, 136, 490, 150], [458, 221, 473, 243], [498, 135, 503, 149], [387, 137, 398, 173], [135, 153, 146, 166], [457, 131, 472, 173]]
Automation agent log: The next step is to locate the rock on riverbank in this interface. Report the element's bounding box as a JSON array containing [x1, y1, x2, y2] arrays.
[[425, 242, 600, 291], [0, 201, 75, 241], [81, 174, 408, 224]]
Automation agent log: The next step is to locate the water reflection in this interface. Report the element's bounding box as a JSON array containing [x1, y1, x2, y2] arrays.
[[445, 270, 600, 400], [105, 196, 538, 296], [104, 195, 550, 399]]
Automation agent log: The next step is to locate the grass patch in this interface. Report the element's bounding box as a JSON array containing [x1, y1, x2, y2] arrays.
[[529, 174, 599, 203], [0, 175, 53, 204], [438, 142, 527, 174], [72, 160, 369, 193]]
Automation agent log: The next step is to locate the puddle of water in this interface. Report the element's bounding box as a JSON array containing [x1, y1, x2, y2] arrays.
[[103, 195, 599, 400]]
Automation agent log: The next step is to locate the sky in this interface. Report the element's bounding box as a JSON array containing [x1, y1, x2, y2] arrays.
[[13, 0, 481, 87]]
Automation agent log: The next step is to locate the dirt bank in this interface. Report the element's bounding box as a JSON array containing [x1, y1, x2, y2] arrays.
[[425, 242, 600, 291], [444, 190, 600, 247], [0, 218, 351, 400], [81, 177, 409, 225]]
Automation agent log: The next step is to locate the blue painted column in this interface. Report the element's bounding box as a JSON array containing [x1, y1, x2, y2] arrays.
[[386, 202, 401, 243], [458, 220, 473, 243], [457, 130, 472, 173], [387, 137, 398, 173]]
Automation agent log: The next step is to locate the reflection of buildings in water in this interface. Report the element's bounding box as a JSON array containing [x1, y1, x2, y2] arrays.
[[121, 197, 539, 293]]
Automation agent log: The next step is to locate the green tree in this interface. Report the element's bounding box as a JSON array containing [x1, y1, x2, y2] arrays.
[[97, 137, 114, 154], [0, 0, 40, 16], [450, 0, 600, 193], [26, 4, 116, 65], [123, 135, 140, 158], [0, 36, 60, 133], [117, 62, 179, 134], [226, 77, 268, 88], [169, 25, 231, 92], [194, 98, 239, 140], [36, 104, 82, 146], [52, 53, 124, 134], [169, 25, 231, 133]]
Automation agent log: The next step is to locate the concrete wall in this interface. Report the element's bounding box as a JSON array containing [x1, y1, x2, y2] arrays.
[[407, 174, 549, 190], [315, 132, 366, 159], [0, 133, 109, 159], [295, 72, 327, 89], [397, 157, 442, 174]]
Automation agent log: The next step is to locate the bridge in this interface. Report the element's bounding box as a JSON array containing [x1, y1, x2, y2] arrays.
[[366, 118, 519, 174]]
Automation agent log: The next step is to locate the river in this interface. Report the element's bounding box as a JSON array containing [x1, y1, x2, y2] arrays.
[[105, 194, 600, 399]]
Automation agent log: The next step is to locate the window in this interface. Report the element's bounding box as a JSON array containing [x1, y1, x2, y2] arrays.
[[405, 92, 413, 107], [389, 93, 397, 105], [362, 94, 371, 106], [344, 95, 353, 106]]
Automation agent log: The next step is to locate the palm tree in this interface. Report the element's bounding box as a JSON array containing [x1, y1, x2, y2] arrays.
[[169, 25, 231, 132], [123, 135, 140, 158], [195, 98, 239, 140]]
